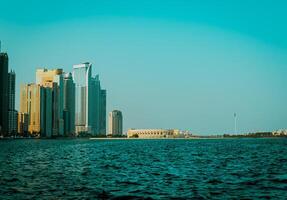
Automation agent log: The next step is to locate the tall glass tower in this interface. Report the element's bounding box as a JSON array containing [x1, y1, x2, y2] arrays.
[[73, 62, 92, 135], [0, 52, 8, 135], [36, 68, 64, 136], [63, 73, 75, 136], [90, 75, 101, 134], [73, 62, 106, 136], [99, 89, 107, 135], [7, 71, 17, 135]]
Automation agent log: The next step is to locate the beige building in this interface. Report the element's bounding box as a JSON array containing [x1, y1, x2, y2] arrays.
[[36, 68, 64, 136], [19, 83, 52, 137], [109, 110, 123, 136], [17, 112, 29, 136], [127, 129, 182, 139], [36, 68, 63, 84]]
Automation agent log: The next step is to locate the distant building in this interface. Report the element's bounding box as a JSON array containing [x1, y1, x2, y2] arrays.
[[109, 110, 123, 136], [63, 73, 75, 136], [7, 71, 17, 135], [18, 112, 29, 136], [127, 129, 182, 139], [272, 130, 287, 136], [0, 52, 8, 135], [99, 89, 107, 135], [19, 84, 52, 137], [36, 68, 64, 136]]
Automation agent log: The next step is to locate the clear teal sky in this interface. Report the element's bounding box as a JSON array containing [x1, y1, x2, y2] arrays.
[[1, 0, 287, 134]]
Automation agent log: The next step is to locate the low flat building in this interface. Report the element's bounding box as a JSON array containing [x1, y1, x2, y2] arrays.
[[127, 129, 183, 139], [272, 130, 287, 136]]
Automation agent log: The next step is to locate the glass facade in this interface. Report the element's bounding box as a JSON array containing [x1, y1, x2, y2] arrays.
[[8, 71, 17, 135], [0, 53, 8, 135], [109, 110, 123, 135], [36, 69, 64, 136], [73, 63, 92, 134], [63, 73, 75, 136], [72, 63, 106, 136], [99, 90, 107, 135]]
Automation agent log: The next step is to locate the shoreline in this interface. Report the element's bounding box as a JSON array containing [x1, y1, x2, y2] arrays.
[[89, 137, 287, 140], [1, 136, 286, 140]]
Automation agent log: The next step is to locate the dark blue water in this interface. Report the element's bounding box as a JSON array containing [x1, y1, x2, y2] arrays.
[[0, 138, 287, 199]]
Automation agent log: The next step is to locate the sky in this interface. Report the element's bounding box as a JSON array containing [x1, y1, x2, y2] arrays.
[[1, 0, 287, 134]]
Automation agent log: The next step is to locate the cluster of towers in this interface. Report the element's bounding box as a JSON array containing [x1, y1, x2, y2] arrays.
[[18, 63, 107, 137], [0, 46, 124, 138]]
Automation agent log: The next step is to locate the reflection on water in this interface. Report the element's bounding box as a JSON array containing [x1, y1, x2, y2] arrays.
[[0, 138, 287, 199]]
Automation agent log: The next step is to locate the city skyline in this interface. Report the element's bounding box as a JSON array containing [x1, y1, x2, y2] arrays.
[[1, 2, 287, 199], [15, 64, 107, 137], [1, 1, 287, 134]]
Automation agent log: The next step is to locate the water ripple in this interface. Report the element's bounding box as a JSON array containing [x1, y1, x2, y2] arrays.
[[0, 138, 287, 199]]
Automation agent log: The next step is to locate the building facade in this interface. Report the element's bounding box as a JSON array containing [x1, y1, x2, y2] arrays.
[[63, 73, 75, 136], [73, 63, 92, 135], [7, 71, 18, 135], [19, 84, 52, 137], [99, 89, 107, 135], [72, 63, 105, 136], [109, 110, 123, 136], [0, 52, 8, 135], [17, 64, 106, 138], [90, 75, 101, 135], [127, 129, 181, 139], [18, 112, 29, 136], [36, 68, 64, 136]]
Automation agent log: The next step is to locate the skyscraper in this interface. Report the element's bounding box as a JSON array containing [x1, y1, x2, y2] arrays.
[[73, 63, 92, 135], [72, 62, 106, 136], [63, 73, 75, 136], [7, 71, 18, 135], [90, 74, 101, 135], [19, 84, 52, 137], [99, 89, 107, 135], [18, 112, 29, 136], [109, 110, 123, 136], [36, 68, 64, 136], [0, 52, 8, 135]]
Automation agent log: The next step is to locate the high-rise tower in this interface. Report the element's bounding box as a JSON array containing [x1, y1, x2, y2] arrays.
[[90, 74, 101, 135], [99, 89, 107, 135], [63, 73, 75, 136], [72, 62, 105, 136], [109, 110, 123, 136], [0, 52, 8, 135], [7, 71, 17, 135], [73, 62, 92, 135], [19, 83, 52, 137], [36, 68, 64, 136]]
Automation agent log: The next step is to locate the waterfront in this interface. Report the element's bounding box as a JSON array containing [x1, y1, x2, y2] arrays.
[[0, 139, 287, 199]]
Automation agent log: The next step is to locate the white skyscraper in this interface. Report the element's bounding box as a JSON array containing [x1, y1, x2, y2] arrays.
[[72, 62, 106, 136], [73, 62, 93, 135]]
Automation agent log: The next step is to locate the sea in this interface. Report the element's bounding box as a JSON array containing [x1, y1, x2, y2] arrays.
[[0, 138, 287, 199]]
